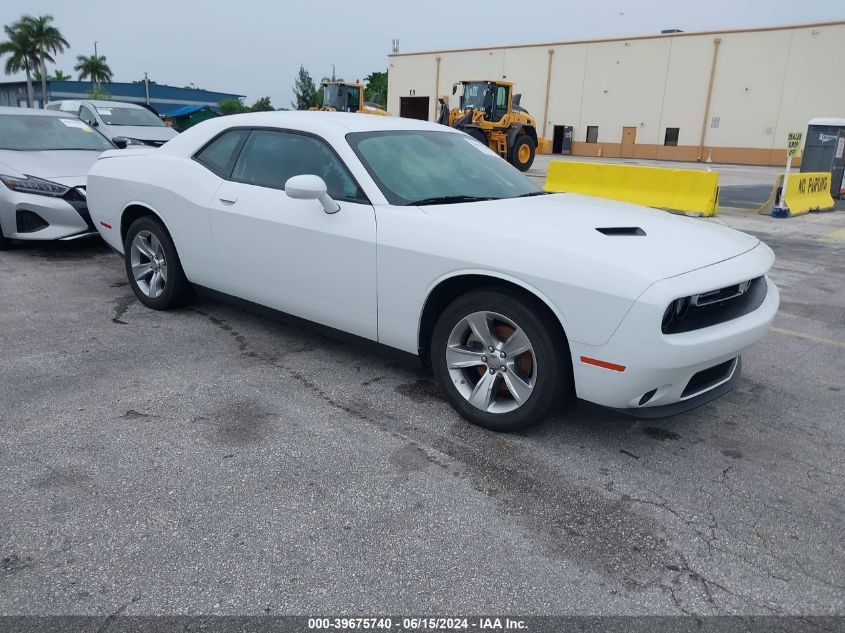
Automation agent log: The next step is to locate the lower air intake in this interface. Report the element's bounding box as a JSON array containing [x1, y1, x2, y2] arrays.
[[682, 359, 735, 398]]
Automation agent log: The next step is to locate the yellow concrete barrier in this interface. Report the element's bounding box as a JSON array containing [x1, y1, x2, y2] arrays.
[[782, 172, 835, 216], [537, 137, 553, 155], [544, 161, 719, 216]]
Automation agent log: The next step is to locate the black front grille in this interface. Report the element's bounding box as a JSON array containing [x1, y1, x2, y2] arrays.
[[16, 209, 48, 233], [682, 359, 735, 397], [663, 276, 767, 334], [75, 206, 94, 229], [62, 187, 94, 230]]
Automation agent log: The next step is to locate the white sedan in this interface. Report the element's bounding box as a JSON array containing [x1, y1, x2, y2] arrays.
[[87, 112, 779, 431]]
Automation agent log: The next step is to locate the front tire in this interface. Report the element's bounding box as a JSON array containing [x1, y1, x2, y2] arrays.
[[510, 133, 536, 172], [431, 288, 572, 432], [124, 216, 194, 310]]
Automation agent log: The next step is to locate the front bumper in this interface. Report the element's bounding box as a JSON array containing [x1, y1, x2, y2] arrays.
[[607, 356, 742, 418], [569, 244, 779, 415], [0, 188, 94, 241]]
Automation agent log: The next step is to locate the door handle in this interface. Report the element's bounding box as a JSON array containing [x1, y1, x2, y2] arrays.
[[218, 196, 238, 205]]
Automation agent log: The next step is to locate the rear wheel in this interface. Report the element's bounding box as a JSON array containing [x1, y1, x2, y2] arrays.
[[431, 288, 572, 431], [124, 216, 194, 310], [510, 133, 536, 172]]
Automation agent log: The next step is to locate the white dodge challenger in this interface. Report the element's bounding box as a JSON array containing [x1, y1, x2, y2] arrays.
[[87, 112, 779, 431]]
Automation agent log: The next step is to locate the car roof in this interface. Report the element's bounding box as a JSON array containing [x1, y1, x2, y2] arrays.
[[47, 99, 147, 109], [0, 106, 73, 117], [159, 111, 462, 157], [205, 110, 449, 133]]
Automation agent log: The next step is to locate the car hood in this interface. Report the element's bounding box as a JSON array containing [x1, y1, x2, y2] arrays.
[[0, 149, 104, 184], [101, 125, 177, 142], [420, 193, 760, 282]]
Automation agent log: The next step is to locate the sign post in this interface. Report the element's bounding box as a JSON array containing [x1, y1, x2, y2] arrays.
[[774, 131, 803, 217]]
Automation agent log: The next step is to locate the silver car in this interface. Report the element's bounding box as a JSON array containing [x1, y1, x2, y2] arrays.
[[0, 107, 115, 248], [45, 99, 178, 148]]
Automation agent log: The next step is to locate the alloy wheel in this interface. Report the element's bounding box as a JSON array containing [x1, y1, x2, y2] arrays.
[[445, 311, 537, 414], [130, 230, 168, 299]]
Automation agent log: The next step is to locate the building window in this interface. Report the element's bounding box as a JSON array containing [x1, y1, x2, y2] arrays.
[[664, 127, 680, 147], [586, 126, 599, 143]]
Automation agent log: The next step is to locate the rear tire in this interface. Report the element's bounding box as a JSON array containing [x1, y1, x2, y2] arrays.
[[431, 288, 572, 432], [124, 216, 194, 310], [510, 133, 536, 172]]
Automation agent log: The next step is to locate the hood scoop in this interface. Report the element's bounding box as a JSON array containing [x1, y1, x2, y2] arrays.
[[596, 227, 646, 236]]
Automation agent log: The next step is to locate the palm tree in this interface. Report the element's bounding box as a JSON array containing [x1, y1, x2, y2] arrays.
[[22, 15, 69, 106], [74, 53, 112, 88], [35, 68, 71, 81], [0, 21, 37, 107]]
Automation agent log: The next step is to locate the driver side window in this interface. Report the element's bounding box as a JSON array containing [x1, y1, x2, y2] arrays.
[[79, 105, 97, 126], [231, 130, 364, 202]]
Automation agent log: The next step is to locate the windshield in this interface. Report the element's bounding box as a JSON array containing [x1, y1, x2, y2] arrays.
[[462, 82, 492, 110], [322, 84, 359, 112], [347, 130, 540, 205], [0, 114, 114, 151], [96, 105, 164, 127]]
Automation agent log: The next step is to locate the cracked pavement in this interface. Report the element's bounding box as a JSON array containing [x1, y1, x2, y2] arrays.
[[1, 206, 843, 616]]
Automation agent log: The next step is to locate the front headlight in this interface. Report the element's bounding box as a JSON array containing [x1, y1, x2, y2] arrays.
[[0, 174, 70, 197], [120, 137, 147, 146]]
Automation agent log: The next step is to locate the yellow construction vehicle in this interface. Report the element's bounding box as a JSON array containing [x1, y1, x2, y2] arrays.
[[437, 80, 537, 171], [311, 81, 390, 116]]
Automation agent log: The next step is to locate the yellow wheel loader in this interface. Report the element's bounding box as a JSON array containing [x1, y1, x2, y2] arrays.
[[311, 81, 390, 116], [438, 80, 537, 172]]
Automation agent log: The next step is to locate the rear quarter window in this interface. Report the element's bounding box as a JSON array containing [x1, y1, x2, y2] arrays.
[[194, 130, 248, 177]]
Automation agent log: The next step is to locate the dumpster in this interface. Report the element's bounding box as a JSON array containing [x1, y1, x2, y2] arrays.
[[801, 118, 845, 200]]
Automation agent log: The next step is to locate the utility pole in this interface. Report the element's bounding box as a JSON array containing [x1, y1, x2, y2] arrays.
[[94, 41, 99, 89], [144, 72, 150, 105]]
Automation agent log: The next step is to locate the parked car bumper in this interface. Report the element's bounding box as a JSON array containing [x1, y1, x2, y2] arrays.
[[569, 244, 779, 415], [0, 187, 95, 241]]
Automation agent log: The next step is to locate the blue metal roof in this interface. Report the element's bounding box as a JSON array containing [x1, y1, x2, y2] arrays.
[[165, 104, 213, 117], [0, 80, 244, 113]]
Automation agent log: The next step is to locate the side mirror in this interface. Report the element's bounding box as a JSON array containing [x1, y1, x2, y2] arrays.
[[452, 83, 458, 95], [284, 175, 340, 214], [112, 136, 128, 149]]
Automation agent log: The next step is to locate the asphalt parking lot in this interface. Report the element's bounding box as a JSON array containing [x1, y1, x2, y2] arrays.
[[1, 181, 844, 616]]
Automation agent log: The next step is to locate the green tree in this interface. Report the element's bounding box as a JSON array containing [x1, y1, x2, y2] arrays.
[[23, 15, 68, 107], [292, 64, 317, 110], [249, 96, 274, 112], [364, 70, 387, 107], [74, 53, 113, 88], [0, 21, 37, 107], [87, 85, 111, 100], [50, 69, 70, 80], [218, 97, 248, 115]]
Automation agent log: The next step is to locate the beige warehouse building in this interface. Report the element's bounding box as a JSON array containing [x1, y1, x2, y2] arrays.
[[387, 20, 845, 166]]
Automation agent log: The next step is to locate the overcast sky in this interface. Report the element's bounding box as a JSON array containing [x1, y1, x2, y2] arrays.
[[1, 0, 842, 107]]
